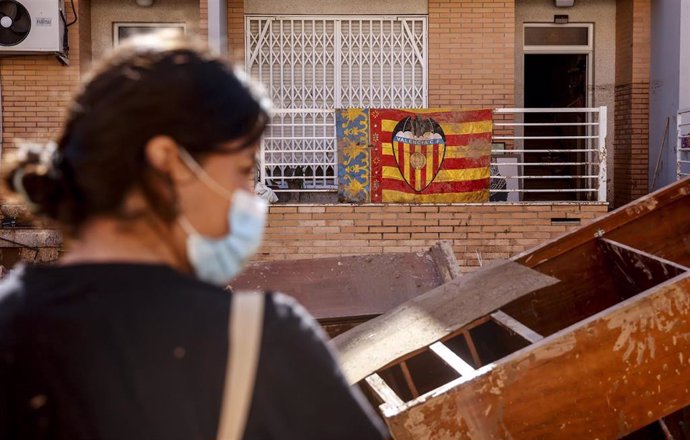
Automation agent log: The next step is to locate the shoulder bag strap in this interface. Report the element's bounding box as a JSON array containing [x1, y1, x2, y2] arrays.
[[216, 291, 265, 440]]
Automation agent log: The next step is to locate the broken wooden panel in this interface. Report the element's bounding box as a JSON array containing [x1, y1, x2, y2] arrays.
[[385, 274, 690, 440], [334, 178, 690, 439], [515, 177, 690, 268], [603, 197, 690, 268], [332, 260, 558, 385], [502, 239, 632, 337], [502, 236, 688, 339], [598, 238, 689, 293], [231, 241, 458, 323]]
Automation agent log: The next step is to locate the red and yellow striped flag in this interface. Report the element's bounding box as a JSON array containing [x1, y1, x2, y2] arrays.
[[369, 109, 492, 203]]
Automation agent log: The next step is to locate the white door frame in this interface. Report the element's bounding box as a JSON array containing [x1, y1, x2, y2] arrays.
[[522, 22, 595, 108]]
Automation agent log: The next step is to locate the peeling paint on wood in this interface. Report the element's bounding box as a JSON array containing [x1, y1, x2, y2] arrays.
[[386, 275, 690, 440]]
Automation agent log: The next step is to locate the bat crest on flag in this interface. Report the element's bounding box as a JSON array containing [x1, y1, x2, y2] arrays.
[[391, 116, 446, 193]]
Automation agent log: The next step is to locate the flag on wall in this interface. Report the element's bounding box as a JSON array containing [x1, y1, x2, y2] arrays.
[[337, 108, 493, 203]]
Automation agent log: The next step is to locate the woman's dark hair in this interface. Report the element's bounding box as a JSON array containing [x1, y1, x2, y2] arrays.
[[4, 32, 270, 233]]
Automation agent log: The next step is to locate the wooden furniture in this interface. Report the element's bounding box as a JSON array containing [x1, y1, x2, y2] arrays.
[[230, 241, 461, 337], [334, 177, 690, 439]]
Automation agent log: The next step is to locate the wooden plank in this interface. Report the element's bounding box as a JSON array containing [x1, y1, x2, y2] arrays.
[[365, 373, 404, 409], [515, 177, 690, 268], [430, 240, 462, 283], [399, 362, 420, 399], [598, 238, 689, 292], [463, 332, 483, 368], [385, 273, 690, 440], [429, 342, 477, 378], [332, 260, 558, 384], [490, 310, 543, 344], [230, 247, 446, 320]]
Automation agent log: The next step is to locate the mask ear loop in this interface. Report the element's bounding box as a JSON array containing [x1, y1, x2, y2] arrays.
[[177, 147, 234, 201], [177, 215, 197, 236]]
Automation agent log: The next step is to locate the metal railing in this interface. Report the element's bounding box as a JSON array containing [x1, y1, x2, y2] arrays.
[[678, 109, 690, 181], [492, 107, 607, 202], [260, 107, 608, 202]]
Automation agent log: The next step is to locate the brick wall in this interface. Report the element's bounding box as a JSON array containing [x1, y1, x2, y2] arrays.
[[259, 203, 608, 272], [614, 0, 650, 207], [0, 1, 83, 147], [427, 0, 515, 109], [227, 0, 244, 61], [200, 0, 208, 37]]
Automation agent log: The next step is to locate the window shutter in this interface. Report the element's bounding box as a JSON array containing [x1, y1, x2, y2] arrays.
[[246, 16, 427, 190]]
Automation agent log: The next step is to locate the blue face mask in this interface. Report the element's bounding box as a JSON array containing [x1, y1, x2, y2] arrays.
[[177, 149, 268, 286]]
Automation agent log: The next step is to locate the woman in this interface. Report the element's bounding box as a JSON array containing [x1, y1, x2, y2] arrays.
[[0, 33, 387, 439]]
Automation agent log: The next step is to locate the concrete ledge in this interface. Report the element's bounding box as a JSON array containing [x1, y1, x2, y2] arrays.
[[0, 228, 62, 248]]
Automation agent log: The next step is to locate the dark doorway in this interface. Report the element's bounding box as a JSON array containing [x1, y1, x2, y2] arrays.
[[523, 54, 589, 201]]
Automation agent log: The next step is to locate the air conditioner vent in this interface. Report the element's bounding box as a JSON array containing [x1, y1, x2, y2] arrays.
[[0, 1, 31, 46], [0, 0, 65, 55]]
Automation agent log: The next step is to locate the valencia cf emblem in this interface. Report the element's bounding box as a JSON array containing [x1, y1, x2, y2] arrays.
[[391, 116, 446, 193]]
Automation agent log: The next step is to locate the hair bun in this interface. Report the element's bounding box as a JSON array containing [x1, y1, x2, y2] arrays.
[[4, 142, 68, 221], [8, 164, 64, 218]]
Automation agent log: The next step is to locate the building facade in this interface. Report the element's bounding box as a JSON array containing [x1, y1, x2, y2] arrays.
[[1, 0, 677, 271]]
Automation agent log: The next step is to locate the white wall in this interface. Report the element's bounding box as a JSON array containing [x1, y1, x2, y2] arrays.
[[680, 0, 690, 110], [649, 0, 682, 190]]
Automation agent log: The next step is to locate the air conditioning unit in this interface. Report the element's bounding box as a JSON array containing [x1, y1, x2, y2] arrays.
[[0, 0, 65, 54]]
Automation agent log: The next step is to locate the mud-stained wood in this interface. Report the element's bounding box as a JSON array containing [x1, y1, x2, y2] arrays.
[[490, 310, 543, 344], [603, 198, 690, 268], [598, 238, 689, 293], [365, 373, 404, 409], [504, 239, 629, 337], [430, 241, 463, 283], [508, 182, 689, 338], [386, 273, 690, 440], [231, 245, 456, 320], [332, 260, 558, 384], [429, 342, 477, 378], [515, 177, 690, 268]]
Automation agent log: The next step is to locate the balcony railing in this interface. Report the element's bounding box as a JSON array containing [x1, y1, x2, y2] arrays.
[[260, 107, 608, 202], [678, 109, 690, 181], [492, 107, 607, 202]]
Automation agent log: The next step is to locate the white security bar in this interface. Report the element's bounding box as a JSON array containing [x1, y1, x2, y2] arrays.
[[678, 109, 690, 180]]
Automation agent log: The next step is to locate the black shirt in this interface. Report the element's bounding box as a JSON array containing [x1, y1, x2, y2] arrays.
[[0, 263, 388, 439]]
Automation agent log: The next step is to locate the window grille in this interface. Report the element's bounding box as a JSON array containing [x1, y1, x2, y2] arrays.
[[246, 15, 428, 190]]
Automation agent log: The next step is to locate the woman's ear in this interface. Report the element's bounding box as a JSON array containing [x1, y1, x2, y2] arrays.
[[135, 135, 181, 222], [145, 136, 177, 172], [145, 136, 190, 182]]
